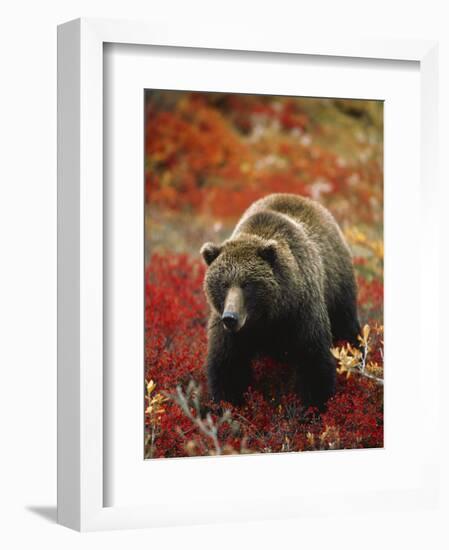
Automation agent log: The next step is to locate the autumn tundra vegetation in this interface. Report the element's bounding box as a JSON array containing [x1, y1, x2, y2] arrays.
[[144, 91, 383, 458]]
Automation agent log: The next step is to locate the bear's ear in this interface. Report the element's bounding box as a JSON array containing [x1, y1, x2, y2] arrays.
[[258, 240, 278, 265], [200, 242, 222, 266]]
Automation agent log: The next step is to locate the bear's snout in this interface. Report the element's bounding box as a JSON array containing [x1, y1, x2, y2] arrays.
[[222, 311, 239, 331], [222, 286, 247, 332]]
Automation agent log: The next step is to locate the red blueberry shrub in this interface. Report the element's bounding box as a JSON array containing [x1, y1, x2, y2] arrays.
[[144, 253, 383, 458]]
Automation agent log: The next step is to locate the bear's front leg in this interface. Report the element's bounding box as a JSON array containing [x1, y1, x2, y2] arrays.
[[292, 319, 336, 410], [206, 319, 253, 405], [297, 345, 336, 410]]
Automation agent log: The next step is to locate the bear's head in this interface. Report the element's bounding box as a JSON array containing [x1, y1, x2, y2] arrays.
[[200, 235, 282, 333]]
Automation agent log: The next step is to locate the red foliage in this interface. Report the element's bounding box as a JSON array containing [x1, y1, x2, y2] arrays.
[[145, 92, 383, 226], [145, 254, 384, 458]]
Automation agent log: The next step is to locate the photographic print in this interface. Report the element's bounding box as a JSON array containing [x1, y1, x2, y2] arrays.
[[144, 91, 383, 459]]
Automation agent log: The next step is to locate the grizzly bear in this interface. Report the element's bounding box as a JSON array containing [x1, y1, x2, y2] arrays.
[[200, 193, 360, 410]]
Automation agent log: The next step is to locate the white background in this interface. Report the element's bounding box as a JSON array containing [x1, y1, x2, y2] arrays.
[[1, 1, 448, 548]]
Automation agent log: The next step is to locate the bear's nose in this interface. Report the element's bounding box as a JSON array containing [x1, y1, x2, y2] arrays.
[[222, 311, 239, 331]]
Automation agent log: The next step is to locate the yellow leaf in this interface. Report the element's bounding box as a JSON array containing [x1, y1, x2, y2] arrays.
[[147, 379, 156, 395], [362, 324, 370, 341]]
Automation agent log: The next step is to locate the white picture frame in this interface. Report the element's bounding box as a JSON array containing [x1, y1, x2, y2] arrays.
[[57, 17, 439, 531]]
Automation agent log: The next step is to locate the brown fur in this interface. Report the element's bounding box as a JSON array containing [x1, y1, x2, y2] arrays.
[[201, 193, 360, 409]]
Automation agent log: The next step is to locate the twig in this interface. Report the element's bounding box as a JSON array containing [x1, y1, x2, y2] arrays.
[[358, 368, 384, 385], [167, 381, 233, 455]]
